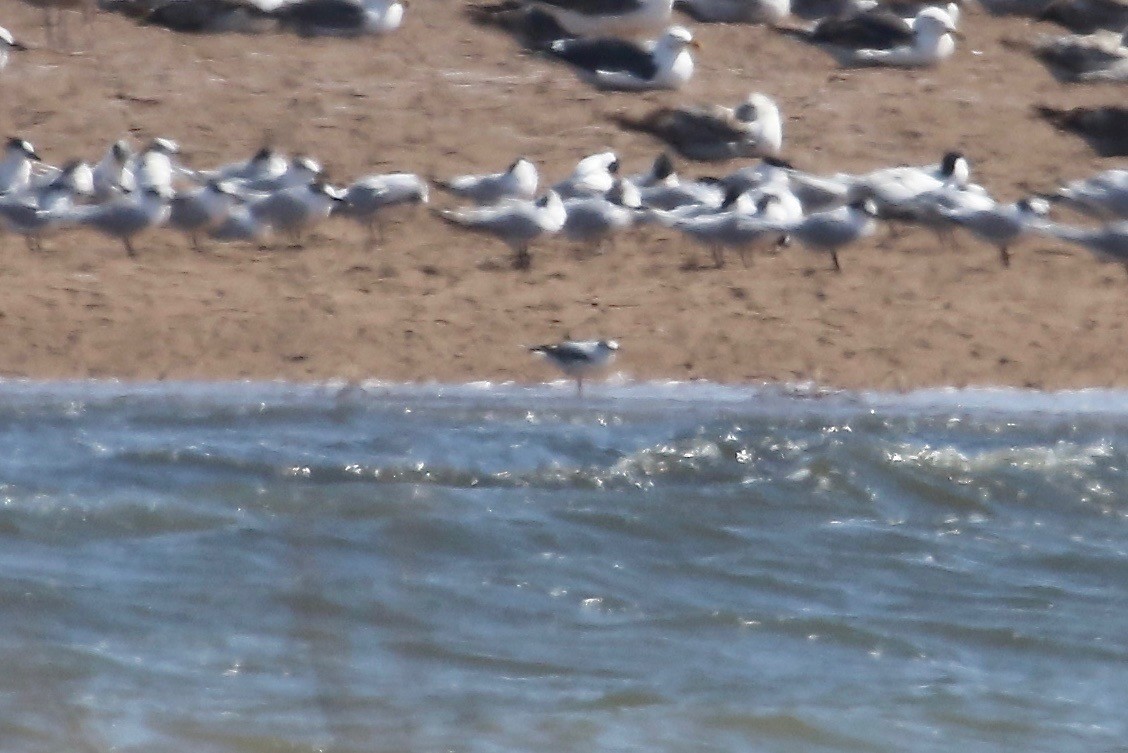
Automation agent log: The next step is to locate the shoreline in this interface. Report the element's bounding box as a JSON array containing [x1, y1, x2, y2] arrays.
[[1, 3, 1125, 391]]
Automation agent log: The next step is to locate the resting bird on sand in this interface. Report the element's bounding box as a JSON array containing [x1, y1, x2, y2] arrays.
[[273, 0, 404, 36], [479, 0, 673, 38], [674, 0, 790, 23], [435, 191, 567, 270], [614, 91, 783, 161], [795, 5, 960, 67], [528, 339, 620, 396], [435, 158, 539, 205], [1037, 105, 1128, 157], [544, 25, 699, 90], [1031, 27, 1128, 81]]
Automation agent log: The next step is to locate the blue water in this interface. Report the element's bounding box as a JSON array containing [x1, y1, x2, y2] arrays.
[[1, 380, 1126, 753]]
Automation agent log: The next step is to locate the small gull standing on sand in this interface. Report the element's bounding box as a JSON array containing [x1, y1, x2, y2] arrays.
[[435, 190, 567, 270], [168, 179, 241, 251], [0, 138, 41, 196], [334, 172, 429, 249], [273, 0, 404, 36], [940, 197, 1051, 267], [614, 92, 783, 161], [247, 181, 346, 247], [544, 25, 699, 90], [63, 186, 173, 257], [91, 140, 134, 200], [434, 158, 538, 205], [0, 160, 93, 251], [777, 199, 879, 271], [561, 177, 641, 252], [528, 339, 620, 396], [127, 138, 183, 192]]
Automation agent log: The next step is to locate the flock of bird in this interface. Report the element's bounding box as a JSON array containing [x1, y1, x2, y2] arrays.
[[0, 0, 1126, 388], [1, 132, 1126, 276]]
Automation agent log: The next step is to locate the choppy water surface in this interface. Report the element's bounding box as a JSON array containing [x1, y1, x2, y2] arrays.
[[1, 381, 1126, 753]]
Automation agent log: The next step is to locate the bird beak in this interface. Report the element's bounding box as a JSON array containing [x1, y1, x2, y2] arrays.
[[11, 41, 28, 52], [689, 39, 702, 49], [948, 27, 963, 38]]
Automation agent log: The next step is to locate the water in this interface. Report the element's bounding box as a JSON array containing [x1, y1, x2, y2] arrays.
[[1, 380, 1126, 753]]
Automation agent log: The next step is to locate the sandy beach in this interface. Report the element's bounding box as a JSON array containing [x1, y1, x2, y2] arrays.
[[0, 0, 1125, 389]]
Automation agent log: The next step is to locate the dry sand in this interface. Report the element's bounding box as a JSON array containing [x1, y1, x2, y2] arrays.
[[0, 0, 1125, 390]]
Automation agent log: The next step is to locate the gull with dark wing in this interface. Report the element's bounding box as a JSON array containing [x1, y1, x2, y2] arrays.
[[273, 0, 404, 36], [528, 338, 620, 396], [614, 91, 783, 161], [335, 172, 429, 249], [1037, 0, 1128, 34], [527, 0, 672, 37], [674, 0, 790, 23], [544, 25, 699, 90], [434, 158, 538, 205], [141, 0, 278, 33], [1031, 27, 1128, 81], [435, 191, 566, 270], [794, 5, 960, 66], [1037, 105, 1128, 157]]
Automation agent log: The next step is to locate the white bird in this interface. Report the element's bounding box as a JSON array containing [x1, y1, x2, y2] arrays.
[[274, 0, 405, 36], [527, 0, 671, 38], [229, 155, 323, 195], [777, 199, 879, 271], [1038, 221, 1128, 268], [435, 190, 567, 270], [168, 180, 242, 251], [552, 151, 621, 199], [64, 186, 173, 257], [127, 138, 182, 192], [435, 158, 538, 205], [615, 92, 784, 161], [1051, 169, 1128, 221], [91, 140, 134, 201], [0, 161, 92, 251], [0, 26, 28, 70], [335, 172, 429, 249], [941, 197, 1051, 267], [545, 25, 699, 90], [674, 0, 790, 24], [247, 181, 345, 246], [200, 146, 289, 185], [0, 138, 41, 196], [561, 178, 641, 251], [667, 189, 792, 267], [852, 151, 975, 219], [528, 338, 620, 396], [848, 6, 960, 67]]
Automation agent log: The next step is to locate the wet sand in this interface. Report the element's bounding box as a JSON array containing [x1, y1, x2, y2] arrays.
[[0, 0, 1125, 389]]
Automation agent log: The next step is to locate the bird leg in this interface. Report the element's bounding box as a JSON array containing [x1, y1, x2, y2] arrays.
[[712, 245, 725, 268], [831, 250, 841, 272], [998, 245, 1011, 268], [124, 238, 137, 258], [514, 245, 532, 271]]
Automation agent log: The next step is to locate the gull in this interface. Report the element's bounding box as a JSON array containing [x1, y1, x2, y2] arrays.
[[847, 6, 960, 66], [851, 150, 975, 220], [247, 181, 346, 246], [1036, 105, 1128, 158], [434, 157, 538, 205], [228, 155, 323, 195], [613, 91, 784, 161], [1049, 169, 1128, 221], [0, 138, 41, 196], [1031, 27, 1128, 81], [64, 186, 173, 257], [0, 161, 93, 251], [552, 151, 621, 198], [1038, 220, 1128, 268], [544, 25, 699, 90], [674, 0, 791, 23], [168, 179, 241, 251], [777, 199, 878, 271], [524, 0, 672, 38], [637, 168, 726, 210], [141, 0, 278, 33], [667, 190, 792, 266], [434, 190, 566, 270], [208, 204, 272, 243], [1037, 0, 1128, 34], [127, 137, 182, 192], [200, 146, 289, 184], [91, 139, 134, 201], [273, 0, 404, 36], [561, 178, 641, 251], [1, 26, 28, 70], [335, 172, 429, 249], [528, 339, 620, 396], [940, 197, 1051, 267]]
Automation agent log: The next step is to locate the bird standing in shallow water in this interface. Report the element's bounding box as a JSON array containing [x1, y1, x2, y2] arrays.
[[529, 339, 620, 396]]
